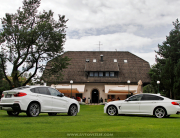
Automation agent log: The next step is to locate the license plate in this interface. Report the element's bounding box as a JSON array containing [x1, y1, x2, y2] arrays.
[[5, 94, 12, 98]]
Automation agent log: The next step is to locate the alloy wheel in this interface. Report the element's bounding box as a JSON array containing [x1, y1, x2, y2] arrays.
[[27, 103, 40, 117], [68, 105, 77, 116], [155, 107, 166, 118], [107, 105, 117, 116]]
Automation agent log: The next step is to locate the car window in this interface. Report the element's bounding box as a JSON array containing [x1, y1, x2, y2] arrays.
[[128, 94, 143, 101], [141, 95, 164, 100], [48, 88, 60, 96], [30, 88, 39, 93], [38, 87, 50, 95], [30, 88, 35, 93]]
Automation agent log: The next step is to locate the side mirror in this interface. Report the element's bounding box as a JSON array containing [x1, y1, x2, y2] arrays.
[[125, 99, 129, 102], [58, 93, 64, 97]]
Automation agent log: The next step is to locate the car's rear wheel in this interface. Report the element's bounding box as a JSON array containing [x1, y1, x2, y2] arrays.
[[48, 113, 57, 116], [68, 104, 78, 116], [154, 107, 166, 118], [7, 111, 19, 116], [107, 105, 118, 116], [26, 102, 40, 117]]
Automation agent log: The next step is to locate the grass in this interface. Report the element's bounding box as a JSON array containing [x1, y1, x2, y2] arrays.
[[0, 105, 180, 138]]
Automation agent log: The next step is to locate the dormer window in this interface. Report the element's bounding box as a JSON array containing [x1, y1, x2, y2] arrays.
[[86, 59, 90, 62], [114, 59, 117, 62], [110, 72, 114, 77], [93, 59, 96, 62], [124, 60, 128, 63], [90, 72, 93, 76], [99, 72, 103, 76], [105, 72, 109, 77], [88, 71, 117, 77], [94, 72, 98, 76]]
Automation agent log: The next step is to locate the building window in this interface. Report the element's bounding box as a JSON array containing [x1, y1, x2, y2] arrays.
[[90, 72, 94, 76], [114, 59, 117, 62], [105, 72, 109, 77], [110, 72, 114, 77], [94, 72, 98, 77], [99, 72, 103, 77], [124, 60, 128, 63], [88, 71, 116, 77], [86, 59, 90, 62], [93, 59, 96, 62]]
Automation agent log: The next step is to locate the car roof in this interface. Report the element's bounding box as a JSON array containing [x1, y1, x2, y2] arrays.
[[134, 93, 170, 100], [139, 93, 161, 96], [12, 85, 50, 90]]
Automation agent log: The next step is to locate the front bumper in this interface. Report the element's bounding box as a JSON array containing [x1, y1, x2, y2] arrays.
[[0, 103, 21, 112]]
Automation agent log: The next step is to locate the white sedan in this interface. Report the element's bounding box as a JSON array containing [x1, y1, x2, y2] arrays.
[[104, 93, 180, 118], [0, 86, 80, 117]]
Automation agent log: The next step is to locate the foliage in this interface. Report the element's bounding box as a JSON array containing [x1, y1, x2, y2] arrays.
[[143, 84, 156, 93], [149, 19, 180, 99], [0, 0, 70, 89]]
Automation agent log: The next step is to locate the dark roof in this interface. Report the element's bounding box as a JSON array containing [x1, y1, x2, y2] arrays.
[[85, 61, 119, 71], [43, 51, 151, 84]]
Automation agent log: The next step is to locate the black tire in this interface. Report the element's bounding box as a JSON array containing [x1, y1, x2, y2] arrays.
[[48, 113, 57, 116], [7, 111, 19, 116], [154, 107, 166, 118], [26, 102, 40, 117], [68, 104, 78, 116], [107, 105, 118, 116]]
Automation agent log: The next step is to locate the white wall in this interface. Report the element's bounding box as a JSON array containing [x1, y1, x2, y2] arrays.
[[83, 83, 106, 102]]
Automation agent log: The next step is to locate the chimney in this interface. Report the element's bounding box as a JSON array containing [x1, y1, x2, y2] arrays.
[[100, 54, 103, 62]]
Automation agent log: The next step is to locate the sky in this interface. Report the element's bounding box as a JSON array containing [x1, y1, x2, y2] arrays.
[[0, 0, 180, 75]]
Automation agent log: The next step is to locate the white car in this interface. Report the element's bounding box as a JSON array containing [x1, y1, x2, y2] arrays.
[[104, 93, 180, 118], [0, 86, 80, 117]]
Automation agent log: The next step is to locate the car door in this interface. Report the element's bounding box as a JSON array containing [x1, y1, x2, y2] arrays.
[[120, 94, 143, 114], [48, 88, 68, 112], [36, 87, 53, 112], [140, 94, 164, 114]]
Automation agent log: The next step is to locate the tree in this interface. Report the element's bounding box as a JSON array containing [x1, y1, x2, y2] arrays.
[[149, 19, 180, 99], [0, 59, 4, 96], [173, 59, 180, 99], [0, 59, 11, 97], [143, 84, 156, 94], [0, 0, 70, 88]]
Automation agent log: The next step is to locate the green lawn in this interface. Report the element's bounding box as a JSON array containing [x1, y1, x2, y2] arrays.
[[0, 105, 180, 138]]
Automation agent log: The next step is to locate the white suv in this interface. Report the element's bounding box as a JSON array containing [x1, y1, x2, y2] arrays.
[[0, 86, 80, 117]]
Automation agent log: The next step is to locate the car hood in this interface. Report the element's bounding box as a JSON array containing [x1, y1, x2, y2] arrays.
[[63, 96, 79, 103]]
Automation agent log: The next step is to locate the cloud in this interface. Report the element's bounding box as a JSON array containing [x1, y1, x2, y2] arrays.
[[1, 0, 179, 72], [134, 52, 156, 66], [39, 0, 180, 31], [65, 33, 153, 51], [1, 0, 180, 31]]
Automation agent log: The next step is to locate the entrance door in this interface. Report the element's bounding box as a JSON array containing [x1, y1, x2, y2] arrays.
[[92, 89, 99, 103]]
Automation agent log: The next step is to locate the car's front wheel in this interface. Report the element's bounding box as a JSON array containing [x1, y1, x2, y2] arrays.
[[154, 107, 166, 118], [68, 104, 78, 116], [7, 111, 19, 116], [26, 102, 40, 117], [48, 113, 57, 116], [107, 105, 118, 116]]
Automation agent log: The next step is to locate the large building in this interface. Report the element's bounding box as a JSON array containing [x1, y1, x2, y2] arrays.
[[43, 51, 151, 103]]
